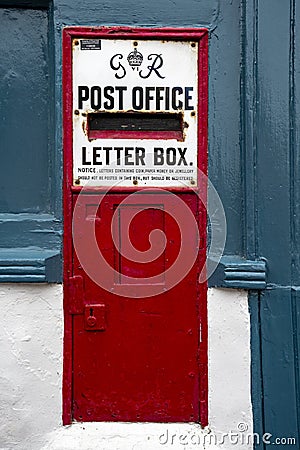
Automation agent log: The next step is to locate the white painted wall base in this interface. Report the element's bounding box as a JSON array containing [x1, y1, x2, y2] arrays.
[[0, 286, 252, 450]]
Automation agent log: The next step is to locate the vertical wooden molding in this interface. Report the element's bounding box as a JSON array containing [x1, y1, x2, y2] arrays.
[[240, 0, 264, 447]]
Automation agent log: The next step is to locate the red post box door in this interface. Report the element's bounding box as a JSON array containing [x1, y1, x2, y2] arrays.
[[70, 192, 206, 422], [63, 27, 208, 425]]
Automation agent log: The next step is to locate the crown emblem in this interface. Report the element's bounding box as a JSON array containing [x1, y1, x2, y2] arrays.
[[127, 48, 143, 70]]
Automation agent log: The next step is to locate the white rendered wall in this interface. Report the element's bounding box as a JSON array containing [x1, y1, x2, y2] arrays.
[[0, 286, 253, 450]]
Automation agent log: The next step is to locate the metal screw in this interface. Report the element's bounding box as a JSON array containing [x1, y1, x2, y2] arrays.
[[75, 178, 80, 185], [191, 111, 195, 117], [74, 109, 80, 115], [133, 41, 138, 46], [191, 179, 196, 185], [87, 315, 97, 327], [191, 42, 196, 48], [133, 179, 138, 185], [74, 40, 79, 46]]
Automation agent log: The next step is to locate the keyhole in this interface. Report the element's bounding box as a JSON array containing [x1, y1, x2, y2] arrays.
[[86, 307, 97, 327]]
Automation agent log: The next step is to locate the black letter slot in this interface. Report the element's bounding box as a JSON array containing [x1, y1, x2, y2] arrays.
[[87, 112, 185, 141]]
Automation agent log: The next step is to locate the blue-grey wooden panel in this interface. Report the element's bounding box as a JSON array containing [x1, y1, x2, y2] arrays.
[[0, 213, 62, 248], [249, 292, 264, 450], [292, 0, 300, 287], [0, 8, 50, 213], [0, 1, 48, 6], [0, 247, 61, 282], [260, 288, 299, 447], [0, 4, 62, 281], [292, 288, 300, 447], [208, 0, 243, 255], [256, 0, 292, 285], [54, 0, 218, 27], [293, 0, 300, 442], [238, 0, 300, 445]]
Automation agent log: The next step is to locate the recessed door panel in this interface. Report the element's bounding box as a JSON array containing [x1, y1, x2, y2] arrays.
[[72, 193, 201, 422]]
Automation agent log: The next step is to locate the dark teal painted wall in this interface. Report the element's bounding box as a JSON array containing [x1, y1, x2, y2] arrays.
[[0, 8, 50, 213], [242, 0, 300, 447], [0, 0, 299, 446], [0, 2, 61, 281]]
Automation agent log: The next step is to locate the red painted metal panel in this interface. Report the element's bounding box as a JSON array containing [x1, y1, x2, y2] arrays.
[[72, 193, 202, 422], [63, 26, 208, 425], [115, 204, 166, 283], [88, 129, 183, 141], [62, 27, 74, 426]]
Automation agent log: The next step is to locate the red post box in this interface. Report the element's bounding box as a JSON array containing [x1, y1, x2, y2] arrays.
[[63, 27, 208, 425]]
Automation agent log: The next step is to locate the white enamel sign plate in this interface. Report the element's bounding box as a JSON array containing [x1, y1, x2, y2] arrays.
[[72, 38, 198, 187]]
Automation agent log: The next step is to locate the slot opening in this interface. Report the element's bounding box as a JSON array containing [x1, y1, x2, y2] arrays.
[[87, 111, 185, 140]]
